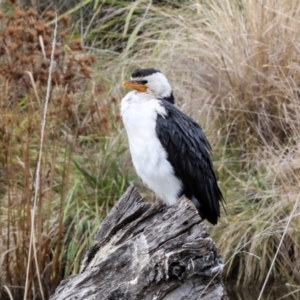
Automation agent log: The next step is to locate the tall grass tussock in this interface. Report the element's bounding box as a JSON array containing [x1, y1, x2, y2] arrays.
[[105, 0, 300, 290], [1, 0, 300, 299]]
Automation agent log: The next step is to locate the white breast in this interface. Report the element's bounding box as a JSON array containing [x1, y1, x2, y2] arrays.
[[121, 91, 182, 206]]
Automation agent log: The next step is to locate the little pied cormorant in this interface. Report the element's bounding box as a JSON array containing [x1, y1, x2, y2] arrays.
[[121, 68, 224, 225]]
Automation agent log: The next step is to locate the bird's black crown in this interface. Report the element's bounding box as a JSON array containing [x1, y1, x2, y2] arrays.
[[131, 68, 161, 78]]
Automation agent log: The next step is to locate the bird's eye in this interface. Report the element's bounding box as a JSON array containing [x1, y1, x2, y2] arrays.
[[137, 80, 148, 85]]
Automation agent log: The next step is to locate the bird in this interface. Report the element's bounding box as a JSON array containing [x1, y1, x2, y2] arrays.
[[121, 68, 224, 225]]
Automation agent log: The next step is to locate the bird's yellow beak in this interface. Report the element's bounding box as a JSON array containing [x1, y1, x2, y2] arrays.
[[122, 81, 147, 92]]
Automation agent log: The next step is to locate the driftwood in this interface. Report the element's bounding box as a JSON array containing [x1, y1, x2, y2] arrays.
[[50, 186, 228, 300]]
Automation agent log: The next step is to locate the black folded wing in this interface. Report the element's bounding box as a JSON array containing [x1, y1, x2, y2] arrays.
[[156, 100, 224, 225]]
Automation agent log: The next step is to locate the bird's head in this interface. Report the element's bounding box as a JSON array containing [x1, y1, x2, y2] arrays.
[[122, 68, 174, 103]]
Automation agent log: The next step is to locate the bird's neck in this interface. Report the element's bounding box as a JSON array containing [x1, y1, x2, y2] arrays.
[[160, 91, 175, 104]]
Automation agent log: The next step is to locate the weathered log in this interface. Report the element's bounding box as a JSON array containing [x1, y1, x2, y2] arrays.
[[50, 186, 229, 300]]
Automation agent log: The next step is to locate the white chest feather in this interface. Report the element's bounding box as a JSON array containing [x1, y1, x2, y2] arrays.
[[121, 92, 182, 206]]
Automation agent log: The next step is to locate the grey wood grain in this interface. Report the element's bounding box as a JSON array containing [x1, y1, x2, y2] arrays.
[[50, 186, 229, 300]]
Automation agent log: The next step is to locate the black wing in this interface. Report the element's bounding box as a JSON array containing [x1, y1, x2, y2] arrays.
[[156, 100, 224, 225]]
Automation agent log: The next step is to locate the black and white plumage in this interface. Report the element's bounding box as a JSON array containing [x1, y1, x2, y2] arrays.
[[121, 68, 223, 225]]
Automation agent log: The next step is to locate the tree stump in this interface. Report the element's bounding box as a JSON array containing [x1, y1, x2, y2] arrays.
[[50, 186, 229, 300]]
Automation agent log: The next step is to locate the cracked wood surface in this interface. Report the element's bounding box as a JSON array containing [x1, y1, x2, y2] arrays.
[[50, 186, 229, 300]]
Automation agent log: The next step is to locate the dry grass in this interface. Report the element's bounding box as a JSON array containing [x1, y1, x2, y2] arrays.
[[168, 0, 300, 289], [1, 0, 300, 299], [99, 0, 300, 293]]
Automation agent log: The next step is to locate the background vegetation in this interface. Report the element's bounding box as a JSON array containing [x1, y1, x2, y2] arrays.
[[0, 0, 300, 299]]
